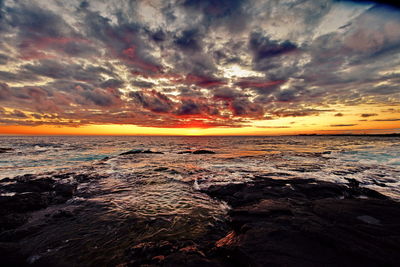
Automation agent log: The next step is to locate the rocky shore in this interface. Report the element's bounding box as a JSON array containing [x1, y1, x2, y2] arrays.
[[1, 171, 400, 266], [201, 176, 400, 266]]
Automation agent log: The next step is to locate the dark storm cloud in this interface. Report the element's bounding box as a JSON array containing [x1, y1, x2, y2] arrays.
[[0, 82, 10, 100], [131, 81, 155, 89], [235, 78, 284, 95], [213, 87, 244, 101], [0, 0, 399, 129], [81, 88, 121, 107], [9, 4, 70, 38], [23, 60, 116, 85], [100, 79, 124, 89], [0, 70, 39, 83], [182, 0, 244, 17], [176, 100, 202, 115], [230, 99, 263, 117], [0, 53, 8, 64], [174, 29, 203, 52], [129, 90, 173, 113], [24, 60, 74, 79], [249, 32, 298, 62], [149, 29, 166, 43]]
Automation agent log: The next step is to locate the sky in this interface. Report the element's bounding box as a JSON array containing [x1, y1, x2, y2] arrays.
[[0, 0, 399, 135]]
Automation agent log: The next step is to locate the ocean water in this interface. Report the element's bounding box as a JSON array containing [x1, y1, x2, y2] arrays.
[[1, 135, 399, 198], [1, 135, 399, 265]]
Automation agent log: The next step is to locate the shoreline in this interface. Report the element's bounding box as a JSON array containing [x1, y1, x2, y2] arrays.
[[1, 170, 400, 266]]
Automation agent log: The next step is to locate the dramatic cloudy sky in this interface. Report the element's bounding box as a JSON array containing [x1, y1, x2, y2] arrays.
[[0, 0, 399, 135]]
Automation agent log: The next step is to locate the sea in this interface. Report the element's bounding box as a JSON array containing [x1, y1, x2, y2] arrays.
[[1, 135, 399, 198], [0, 135, 399, 265]]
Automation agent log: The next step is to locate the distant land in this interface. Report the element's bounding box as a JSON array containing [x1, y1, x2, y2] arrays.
[[298, 133, 400, 137]]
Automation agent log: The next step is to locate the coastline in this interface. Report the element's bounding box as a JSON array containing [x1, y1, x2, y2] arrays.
[[1, 169, 400, 266]]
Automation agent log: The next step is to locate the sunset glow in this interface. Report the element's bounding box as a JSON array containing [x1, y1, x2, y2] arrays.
[[0, 0, 399, 135]]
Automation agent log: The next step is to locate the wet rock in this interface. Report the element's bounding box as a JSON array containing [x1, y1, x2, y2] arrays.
[[178, 150, 216, 154], [202, 178, 400, 266], [126, 241, 176, 265], [163, 251, 222, 267], [0, 192, 49, 214], [0, 224, 44, 242], [126, 240, 222, 267], [0, 242, 26, 266], [120, 149, 164, 155], [54, 183, 77, 197], [372, 179, 387, 187], [0, 177, 12, 183], [154, 167, 169, 172], [0, 148, 13, 153], [52, 173, 74, 179], [2, 178, 55, 193], [193, 150, 216, 154], [73, 173, 91, 182], [52, 209, 74, 219], [14, 174, 37, 183], [0, 213, 29, 231], [345, 178, 360, 189], [177, 150, 193, 154]]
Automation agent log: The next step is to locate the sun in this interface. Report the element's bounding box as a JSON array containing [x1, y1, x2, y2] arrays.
[[186, 128, 203, 136]]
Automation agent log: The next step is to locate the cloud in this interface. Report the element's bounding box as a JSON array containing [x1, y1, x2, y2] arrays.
[[330, 124, 358, 127], [129, 90, 173, 113], [249, 32, 298, 62], [174, 29, 203, 52], [0, 0, 399, 130], [373, 118, 400, 121], [0, 82, 11, 100], [361, 113, 378, 117]]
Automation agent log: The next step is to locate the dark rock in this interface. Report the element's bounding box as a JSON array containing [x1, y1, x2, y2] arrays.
[[0, 242, 27, 266], [0, 225, 43, 242], [0, 148, 13, 153], [346, 178, 360, 189], [120, 149, 164, 155], [154, 167, 169, 172], [126, 241, 176, 265], [0, 213, 29, 231], [202, 178, 400, 267], [178, 150, 216, 154], [54, 183, 77, 197], [0, 177, 12, 183], [73, 173, 91, 182], [193, 150, 216, 154], [163, 251, 222, 267], [372, 179, 387, 187], [2, 178, 55, 193], [177, 150, 193, 154], [14, 174, 37, 183], [125, 240, 223, 267], [0, 192, 49, 214], [52, 209, 74, 219]]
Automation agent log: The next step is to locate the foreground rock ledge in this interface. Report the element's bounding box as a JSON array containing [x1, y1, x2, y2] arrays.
[[1, 175, 400, 266], [200, 177, 400, 267]]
